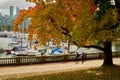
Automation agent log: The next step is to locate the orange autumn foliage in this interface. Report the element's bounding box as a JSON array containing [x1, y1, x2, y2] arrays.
[[14, 0, 97, 45], [13, 9, 27, 32]]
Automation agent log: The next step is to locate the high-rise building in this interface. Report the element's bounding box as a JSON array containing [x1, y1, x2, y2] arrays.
[[16, 7, 20, 15], [9, 6, 14, 27], [10, 6, 14, 18], [14, 7, 20, 19]]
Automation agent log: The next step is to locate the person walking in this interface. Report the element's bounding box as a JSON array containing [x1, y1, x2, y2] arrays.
[[81, 52, 86, 64], [75, 52, 80, 63]]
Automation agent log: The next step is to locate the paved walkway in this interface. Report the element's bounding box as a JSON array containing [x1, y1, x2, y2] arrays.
[[0, 58, 120, 79]]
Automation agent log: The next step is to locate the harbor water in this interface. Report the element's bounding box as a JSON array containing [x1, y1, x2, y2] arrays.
[[0, 37, 12, 49]]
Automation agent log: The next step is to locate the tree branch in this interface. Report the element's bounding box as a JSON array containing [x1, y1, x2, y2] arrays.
[[84, 45, 104, 51]]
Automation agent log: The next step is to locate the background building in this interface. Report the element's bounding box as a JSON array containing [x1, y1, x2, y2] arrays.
[[0, 6, 30, 32], [10, 6, 14, 18], [16, 7, 20, 15]]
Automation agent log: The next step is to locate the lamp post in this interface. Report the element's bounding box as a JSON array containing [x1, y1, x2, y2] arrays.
[[0, 20, 2, 31], [20, 34, 23, 47]]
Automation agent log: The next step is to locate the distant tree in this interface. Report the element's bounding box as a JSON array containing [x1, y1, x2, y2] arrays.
[[0, 26, 2, 31], [0, 25, 12, 31]]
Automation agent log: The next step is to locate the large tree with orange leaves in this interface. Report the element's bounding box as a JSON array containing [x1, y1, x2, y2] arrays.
[[14, 0, 95, 45], [14, 0, 120, 66], [14, 0, 97, 59], [26, 0, 96, 50]]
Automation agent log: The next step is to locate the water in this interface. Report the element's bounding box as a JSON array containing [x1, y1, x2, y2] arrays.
[[0, 37, 12, 49], [0, 37, 29, 49]]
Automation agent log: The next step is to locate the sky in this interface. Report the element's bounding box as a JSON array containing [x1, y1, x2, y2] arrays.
[[0, 0, 35, 15]]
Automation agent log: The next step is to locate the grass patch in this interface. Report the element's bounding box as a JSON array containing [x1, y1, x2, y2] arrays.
[[5, 65, 120, 80]]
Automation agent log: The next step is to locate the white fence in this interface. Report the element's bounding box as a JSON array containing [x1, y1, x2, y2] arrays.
[[0, 52, 120, 66]]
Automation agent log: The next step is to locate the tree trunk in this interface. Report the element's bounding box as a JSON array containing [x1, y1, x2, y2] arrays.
[[68, 39, 70, 53], [102, 41, 113, 66]]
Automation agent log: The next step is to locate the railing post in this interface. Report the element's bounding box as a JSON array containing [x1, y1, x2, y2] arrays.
[[63, 55, 68, 61], [41, 56, 46, 63], [16, 57, 20, 65], [99, 53, 103, 59], [115, 52, 119, 57]]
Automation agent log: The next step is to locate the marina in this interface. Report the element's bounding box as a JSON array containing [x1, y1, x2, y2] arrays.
[[0, 31, 120, 59]]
